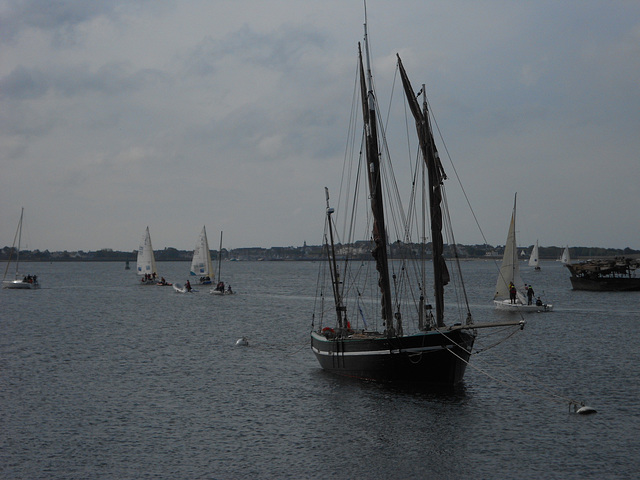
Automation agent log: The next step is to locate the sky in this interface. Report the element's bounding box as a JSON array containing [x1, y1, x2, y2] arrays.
[[1, 0, 639, 252]]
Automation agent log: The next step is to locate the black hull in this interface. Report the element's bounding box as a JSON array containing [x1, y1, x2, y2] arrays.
[[311, 329, 476, 386], [570, 277, 640, 291]]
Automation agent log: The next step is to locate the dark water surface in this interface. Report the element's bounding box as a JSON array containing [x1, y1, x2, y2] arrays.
[[1, 260, 639, 479]]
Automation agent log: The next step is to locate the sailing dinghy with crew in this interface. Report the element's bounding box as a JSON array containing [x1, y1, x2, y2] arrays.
[[493, 195, 552, 312], [210, 231, 234, 295], [2, 208, 40, 290], [136, 226, 166, 285], [190, 226, 214, 285]]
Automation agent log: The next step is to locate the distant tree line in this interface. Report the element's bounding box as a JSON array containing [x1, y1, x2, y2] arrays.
[[1, 243, 638, 262]]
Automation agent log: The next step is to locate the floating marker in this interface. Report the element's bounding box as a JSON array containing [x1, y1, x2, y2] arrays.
[[235, 336, 249, 347], [576, 405, 597, 415]]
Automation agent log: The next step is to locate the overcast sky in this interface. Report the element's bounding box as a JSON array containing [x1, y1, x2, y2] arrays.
[[1, 0, 639, 252]]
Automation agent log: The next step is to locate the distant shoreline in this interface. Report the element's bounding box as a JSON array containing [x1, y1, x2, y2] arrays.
[[3, 244, 638, 263]]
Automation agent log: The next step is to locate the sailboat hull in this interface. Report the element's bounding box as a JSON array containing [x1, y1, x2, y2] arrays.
[[2, 279, 39, 289], [569, 277, 640, 291], [493, 299, 553, 312], [311, 329, 476, 386]]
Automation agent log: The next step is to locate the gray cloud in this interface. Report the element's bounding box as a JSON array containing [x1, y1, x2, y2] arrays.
[[1, 1, 639, 251]]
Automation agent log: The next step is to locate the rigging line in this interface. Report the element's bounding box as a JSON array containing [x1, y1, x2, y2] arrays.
[[440, 330, 585, 407], [467, 327, 587, 406], [427, 95, 525, 321], [3, 210, 23, 280], [399, 62, 420, 248], [426, 95, 491, 248], [440, 187, 472, 316], [368, 71, 409, 247], [339, 64, 362, 237], [470, 341, 585, 406], [285, 338, 313, 357], [471, 325, 522, 353], [372, 99, 404, 246], [346, 136, 365, 249], [449, 344, 577, 406]]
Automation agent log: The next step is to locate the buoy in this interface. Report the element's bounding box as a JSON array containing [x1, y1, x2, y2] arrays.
[[235, 336, 249, 347], [576, 405, 597, 415]]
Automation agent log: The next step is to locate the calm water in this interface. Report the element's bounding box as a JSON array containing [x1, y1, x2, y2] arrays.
[[1, 260, 639, 479]]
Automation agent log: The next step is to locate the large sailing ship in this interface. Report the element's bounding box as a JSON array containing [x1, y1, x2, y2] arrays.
[[310, 20, 524, 386]]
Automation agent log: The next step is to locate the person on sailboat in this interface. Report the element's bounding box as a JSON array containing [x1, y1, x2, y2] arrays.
[[509, 282, 517, 304], [185, 280, 192, 292], [527, 285, 535, 305], [227, 284, 233, 294]]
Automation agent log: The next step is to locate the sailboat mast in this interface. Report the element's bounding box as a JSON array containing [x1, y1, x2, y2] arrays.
[[510, 194, 518, 280], [15, 207, 24, 277], [360, 26, 394, 334], [324, 188, 346, 329], [397, 58, 449, 327], [217, 231, 223, 282]]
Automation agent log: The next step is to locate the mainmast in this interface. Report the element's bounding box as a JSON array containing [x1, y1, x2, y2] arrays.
[[397, 56, 449, 327], [15, 207, 24, 277], [359, 25, 394, 334]]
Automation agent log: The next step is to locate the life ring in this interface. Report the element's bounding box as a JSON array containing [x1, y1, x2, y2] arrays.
[[322, 327, 335, 334]]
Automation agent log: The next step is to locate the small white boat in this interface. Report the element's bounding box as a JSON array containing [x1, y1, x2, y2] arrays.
[[173, 283, 196, 294], [2, 208, 40, 290]]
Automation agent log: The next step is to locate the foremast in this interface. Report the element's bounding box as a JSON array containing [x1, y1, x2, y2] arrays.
[[359, 26, 396, 336], [324, 188, 347, 331], [397, 56, 450, 328]]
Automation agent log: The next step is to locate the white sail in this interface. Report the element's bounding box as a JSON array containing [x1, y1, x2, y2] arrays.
[[137, 226, 157, 277], [190, 226, 214, 278], [494, 195, 526, 302], [561, 246, 571, 264], [528, 240, 539, 268]]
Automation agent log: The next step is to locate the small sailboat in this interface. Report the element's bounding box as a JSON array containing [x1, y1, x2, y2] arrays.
[[173, 280, 196, 293], [494, 195, 552, 312], [210, 231, 234, 295], [2, 208, 40, 289], [528, 240, 541, 270], [190, 226, 214, 284], [136, 226, 160, 285], [560, 246, 571, 265], [310, 16, 525, 386]]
